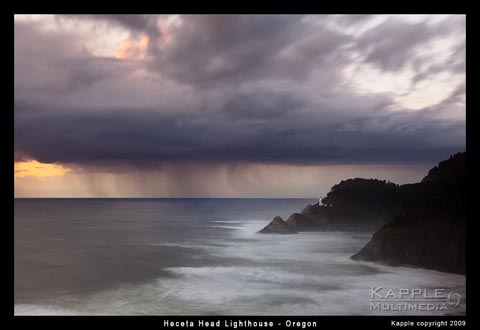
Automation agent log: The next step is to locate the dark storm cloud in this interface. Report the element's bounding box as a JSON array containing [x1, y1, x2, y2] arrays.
[[334, 15, 374, 26], [14, 20, 131, 96], [33, 57, 123, 95], [88, 14, 153, 32], [58, 14, 157, 33], [70, 14, 465, 86], [14, 97, 464, 167], [81, 14, 351, 86], [221, 91, 304, 119], [357, 19, 437, 71], [14, 15, 466, 169], [148, 15, 350, 86]]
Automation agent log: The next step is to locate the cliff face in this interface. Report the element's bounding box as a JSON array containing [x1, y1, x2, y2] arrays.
[[351, 212, 465, 274], [351, 152, 466, 275]]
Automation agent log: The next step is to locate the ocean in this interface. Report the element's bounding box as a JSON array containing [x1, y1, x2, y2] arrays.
[[14, 198, 466, 315]]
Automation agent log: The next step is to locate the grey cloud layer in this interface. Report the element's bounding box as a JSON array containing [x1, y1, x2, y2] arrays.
[[14, 15, 465, 168], [14, 97, 464, 167]]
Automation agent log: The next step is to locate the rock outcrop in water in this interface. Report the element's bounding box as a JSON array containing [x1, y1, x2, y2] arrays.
[[352, 152, 466, 275], [258, 216, 297, 234]]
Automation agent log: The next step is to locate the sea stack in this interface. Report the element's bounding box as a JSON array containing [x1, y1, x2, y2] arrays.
[[257, 216, 297, 234]]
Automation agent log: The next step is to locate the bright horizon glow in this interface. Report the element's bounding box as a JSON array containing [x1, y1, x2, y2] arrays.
[[14, 161, 432, 198], [14, 160, 70, 181]]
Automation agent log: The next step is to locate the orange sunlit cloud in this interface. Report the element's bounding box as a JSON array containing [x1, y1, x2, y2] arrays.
[[14, 160, 70, 181], [115, 35, 149, 60]]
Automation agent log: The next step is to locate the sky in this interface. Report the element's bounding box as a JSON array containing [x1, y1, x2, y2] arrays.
[[14, 14, 466, 198]]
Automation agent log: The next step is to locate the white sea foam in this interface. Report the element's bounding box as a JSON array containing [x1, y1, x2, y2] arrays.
[[15, 304, 81, 316], [15, 217, 466, 316], [209, 225, 243, 230]]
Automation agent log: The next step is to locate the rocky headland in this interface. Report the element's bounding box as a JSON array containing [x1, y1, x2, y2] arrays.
[[257, 152, 466, 275], [258, 177, 403, 233]]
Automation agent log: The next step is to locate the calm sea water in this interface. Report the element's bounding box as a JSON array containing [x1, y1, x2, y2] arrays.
[[14, 198, 466, 315]]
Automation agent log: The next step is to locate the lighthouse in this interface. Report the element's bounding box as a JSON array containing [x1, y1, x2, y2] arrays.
[[318, 197, 322, 205]]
